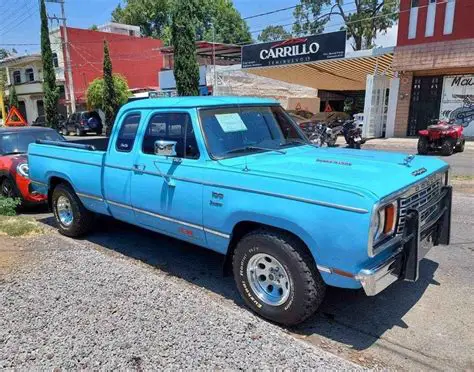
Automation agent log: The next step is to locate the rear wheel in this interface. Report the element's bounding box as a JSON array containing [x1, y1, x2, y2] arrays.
[[417, 137, 429, 155], [232, 229, 325, 326], [455, 138, 465, 153], [52, 184, 95, 237], [441, 138, 454, 156]]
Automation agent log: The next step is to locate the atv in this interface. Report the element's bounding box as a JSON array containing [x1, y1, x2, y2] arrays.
[[417, 119, 465, 156]]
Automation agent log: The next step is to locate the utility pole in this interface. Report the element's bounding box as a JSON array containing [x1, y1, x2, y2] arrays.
[[46, 0, 76, 114]]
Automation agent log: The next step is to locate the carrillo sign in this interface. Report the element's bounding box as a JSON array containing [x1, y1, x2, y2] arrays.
[[242, 31, 346, 69]]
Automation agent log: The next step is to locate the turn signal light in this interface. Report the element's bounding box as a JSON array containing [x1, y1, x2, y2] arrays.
[[383, 203, 397, 235]]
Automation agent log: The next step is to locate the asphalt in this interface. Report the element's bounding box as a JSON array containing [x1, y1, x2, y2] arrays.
[[22, 191, 474, 370]]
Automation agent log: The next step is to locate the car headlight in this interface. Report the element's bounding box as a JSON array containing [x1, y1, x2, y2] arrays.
[[369, 200, 398, 256], [17, 163, 29, 178]]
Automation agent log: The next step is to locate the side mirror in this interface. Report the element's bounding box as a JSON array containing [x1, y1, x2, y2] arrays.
[[154, 140, 177, 157]]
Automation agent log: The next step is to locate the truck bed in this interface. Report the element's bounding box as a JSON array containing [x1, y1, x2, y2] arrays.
[[28, 141, 106, 203]]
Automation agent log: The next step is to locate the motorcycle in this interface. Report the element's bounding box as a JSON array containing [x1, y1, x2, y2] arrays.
[[308, 122, 340, 147], [342, 120, 363, 149]]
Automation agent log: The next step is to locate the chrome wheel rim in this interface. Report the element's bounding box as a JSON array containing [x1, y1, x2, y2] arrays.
[[247, 253, 290, 306], [57, 196, 73, 226]]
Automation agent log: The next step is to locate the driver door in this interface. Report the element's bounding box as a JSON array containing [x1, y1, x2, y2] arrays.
[[130, 110, 205, 246]]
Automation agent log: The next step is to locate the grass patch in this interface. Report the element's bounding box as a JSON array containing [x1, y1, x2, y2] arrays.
[[0, 216, 43, 237]]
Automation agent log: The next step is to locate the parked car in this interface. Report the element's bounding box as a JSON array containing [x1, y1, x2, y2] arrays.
[[31, 114, 66, 127], [0, 127, 65, 205], [59, 111, 103, 136], [29, 97, 452, 326]]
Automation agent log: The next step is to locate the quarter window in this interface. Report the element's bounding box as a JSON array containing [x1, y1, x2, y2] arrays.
[[116, 113, 141, 152], [142, 112, 199, 159]]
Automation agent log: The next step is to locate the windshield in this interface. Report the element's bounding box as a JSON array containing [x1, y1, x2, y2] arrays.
[[199, 106, 307, 159], [0, 130, 64, 155]]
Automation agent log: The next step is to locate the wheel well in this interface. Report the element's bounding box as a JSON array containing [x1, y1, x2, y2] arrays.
[[223, 221, 316, 276], [47, 177, 72, 208]]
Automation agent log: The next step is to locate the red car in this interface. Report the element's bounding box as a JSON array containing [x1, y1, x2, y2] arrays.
[[0, 127, 64, 205]]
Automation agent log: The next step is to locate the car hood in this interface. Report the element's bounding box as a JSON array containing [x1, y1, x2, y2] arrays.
[[218, 146, 449, 200]]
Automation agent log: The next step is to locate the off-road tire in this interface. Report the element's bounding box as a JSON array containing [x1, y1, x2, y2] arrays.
[[455, 138, 465, 153], [417, 137, 429, 155], [232, 229, 326, 326], [441, 138, 454, 156], [52, 183, 95, 237]]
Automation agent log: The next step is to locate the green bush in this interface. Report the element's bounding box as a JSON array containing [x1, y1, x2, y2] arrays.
[[0, 196, 21, 216]]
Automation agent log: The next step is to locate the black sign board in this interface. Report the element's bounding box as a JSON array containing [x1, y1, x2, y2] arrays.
[[241, 31, 346, 69]]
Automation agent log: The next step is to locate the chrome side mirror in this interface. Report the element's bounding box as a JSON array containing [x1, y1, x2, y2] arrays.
[[154, 140, 177, 156]]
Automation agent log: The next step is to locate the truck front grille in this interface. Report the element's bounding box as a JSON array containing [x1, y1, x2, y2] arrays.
[[397, 174, 443, 234]]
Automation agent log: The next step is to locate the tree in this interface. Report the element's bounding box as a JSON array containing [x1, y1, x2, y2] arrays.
[[86, 74, 130, 110], [258, 25, 291, 42], [112, 0, 251, 45], [102, 41, 118, 134], [333, 0, 398, 50], [9, 85, 18, 108], [171, 0, 200, 96], [293, 0, 331, 37], [89, 24, 99, 31], [292, 0, 399, 50], [40, 0, 59, 128]]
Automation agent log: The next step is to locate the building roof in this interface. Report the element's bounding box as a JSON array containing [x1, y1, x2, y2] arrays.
[[0, 54, 41, 67], [245, 47, 394, 91], [122, 96, 279, 111]]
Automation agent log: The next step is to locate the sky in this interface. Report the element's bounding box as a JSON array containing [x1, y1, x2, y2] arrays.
[[0, 0, 397, 55]]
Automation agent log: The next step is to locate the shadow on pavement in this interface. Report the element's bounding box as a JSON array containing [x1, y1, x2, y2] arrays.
[[35, 214, 438, 351]]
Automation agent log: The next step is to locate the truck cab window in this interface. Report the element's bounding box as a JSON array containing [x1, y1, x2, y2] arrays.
[[116, 113, 141, 152], [142, 112, 199, 159]]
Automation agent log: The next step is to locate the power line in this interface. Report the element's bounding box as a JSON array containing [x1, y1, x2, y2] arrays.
[[0, 0, 38, 35], [243, 5, 298, 20]]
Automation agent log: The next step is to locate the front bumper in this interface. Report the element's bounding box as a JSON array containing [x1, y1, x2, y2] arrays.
[[356, 186, 452, 296]]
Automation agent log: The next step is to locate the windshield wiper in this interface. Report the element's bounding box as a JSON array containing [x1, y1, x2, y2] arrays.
[[281, 139, 320, 149], [223, 145, 286, 156]]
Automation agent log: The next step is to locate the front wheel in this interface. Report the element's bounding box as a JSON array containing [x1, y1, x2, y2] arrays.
[[232, 229, 325, 326], [52, 183, 95, 237]]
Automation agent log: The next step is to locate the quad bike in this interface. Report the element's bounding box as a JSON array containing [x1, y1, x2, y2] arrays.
[[417, 119, 465, 156]]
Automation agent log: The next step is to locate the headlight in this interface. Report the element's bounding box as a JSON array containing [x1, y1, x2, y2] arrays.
[[369, 200, 398, 256], [17, 163, 29, 178]]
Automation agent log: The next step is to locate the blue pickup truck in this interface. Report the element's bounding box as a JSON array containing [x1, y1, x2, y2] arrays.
[[28, 97, 452, 325]]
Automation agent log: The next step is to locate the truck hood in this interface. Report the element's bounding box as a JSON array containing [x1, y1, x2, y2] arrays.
[[218, 146, 449, 200]]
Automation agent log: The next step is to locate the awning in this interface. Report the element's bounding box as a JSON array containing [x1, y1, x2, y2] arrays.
[[245, 47, 394, 91]]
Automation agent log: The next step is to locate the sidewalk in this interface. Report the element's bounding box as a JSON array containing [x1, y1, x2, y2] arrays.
[[362, 137, 474, 151]]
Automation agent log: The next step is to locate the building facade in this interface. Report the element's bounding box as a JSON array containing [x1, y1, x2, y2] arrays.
[[0, 54, 62, 123], [50, 23, 163, 113], [392, 0, 474, 137]]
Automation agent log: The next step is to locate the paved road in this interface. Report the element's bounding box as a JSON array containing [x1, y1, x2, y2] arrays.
[[21, 192, 474, 370]]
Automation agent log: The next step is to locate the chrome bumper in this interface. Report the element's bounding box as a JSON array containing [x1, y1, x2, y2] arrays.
[[357, 186, 452, 296]]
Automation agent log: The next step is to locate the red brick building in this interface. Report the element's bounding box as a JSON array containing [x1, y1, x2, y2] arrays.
[[50, 24, 163, 112], [392, 0, 474, 137]]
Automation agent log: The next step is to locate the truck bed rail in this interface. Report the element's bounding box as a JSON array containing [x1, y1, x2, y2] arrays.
[[35, 139, 97, 151]]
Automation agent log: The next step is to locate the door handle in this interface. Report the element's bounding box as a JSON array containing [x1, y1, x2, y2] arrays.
[[133, 164, 146, 172]]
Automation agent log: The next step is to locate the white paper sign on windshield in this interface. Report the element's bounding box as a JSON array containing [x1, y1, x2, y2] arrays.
[[215, 113, 248, 133]]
